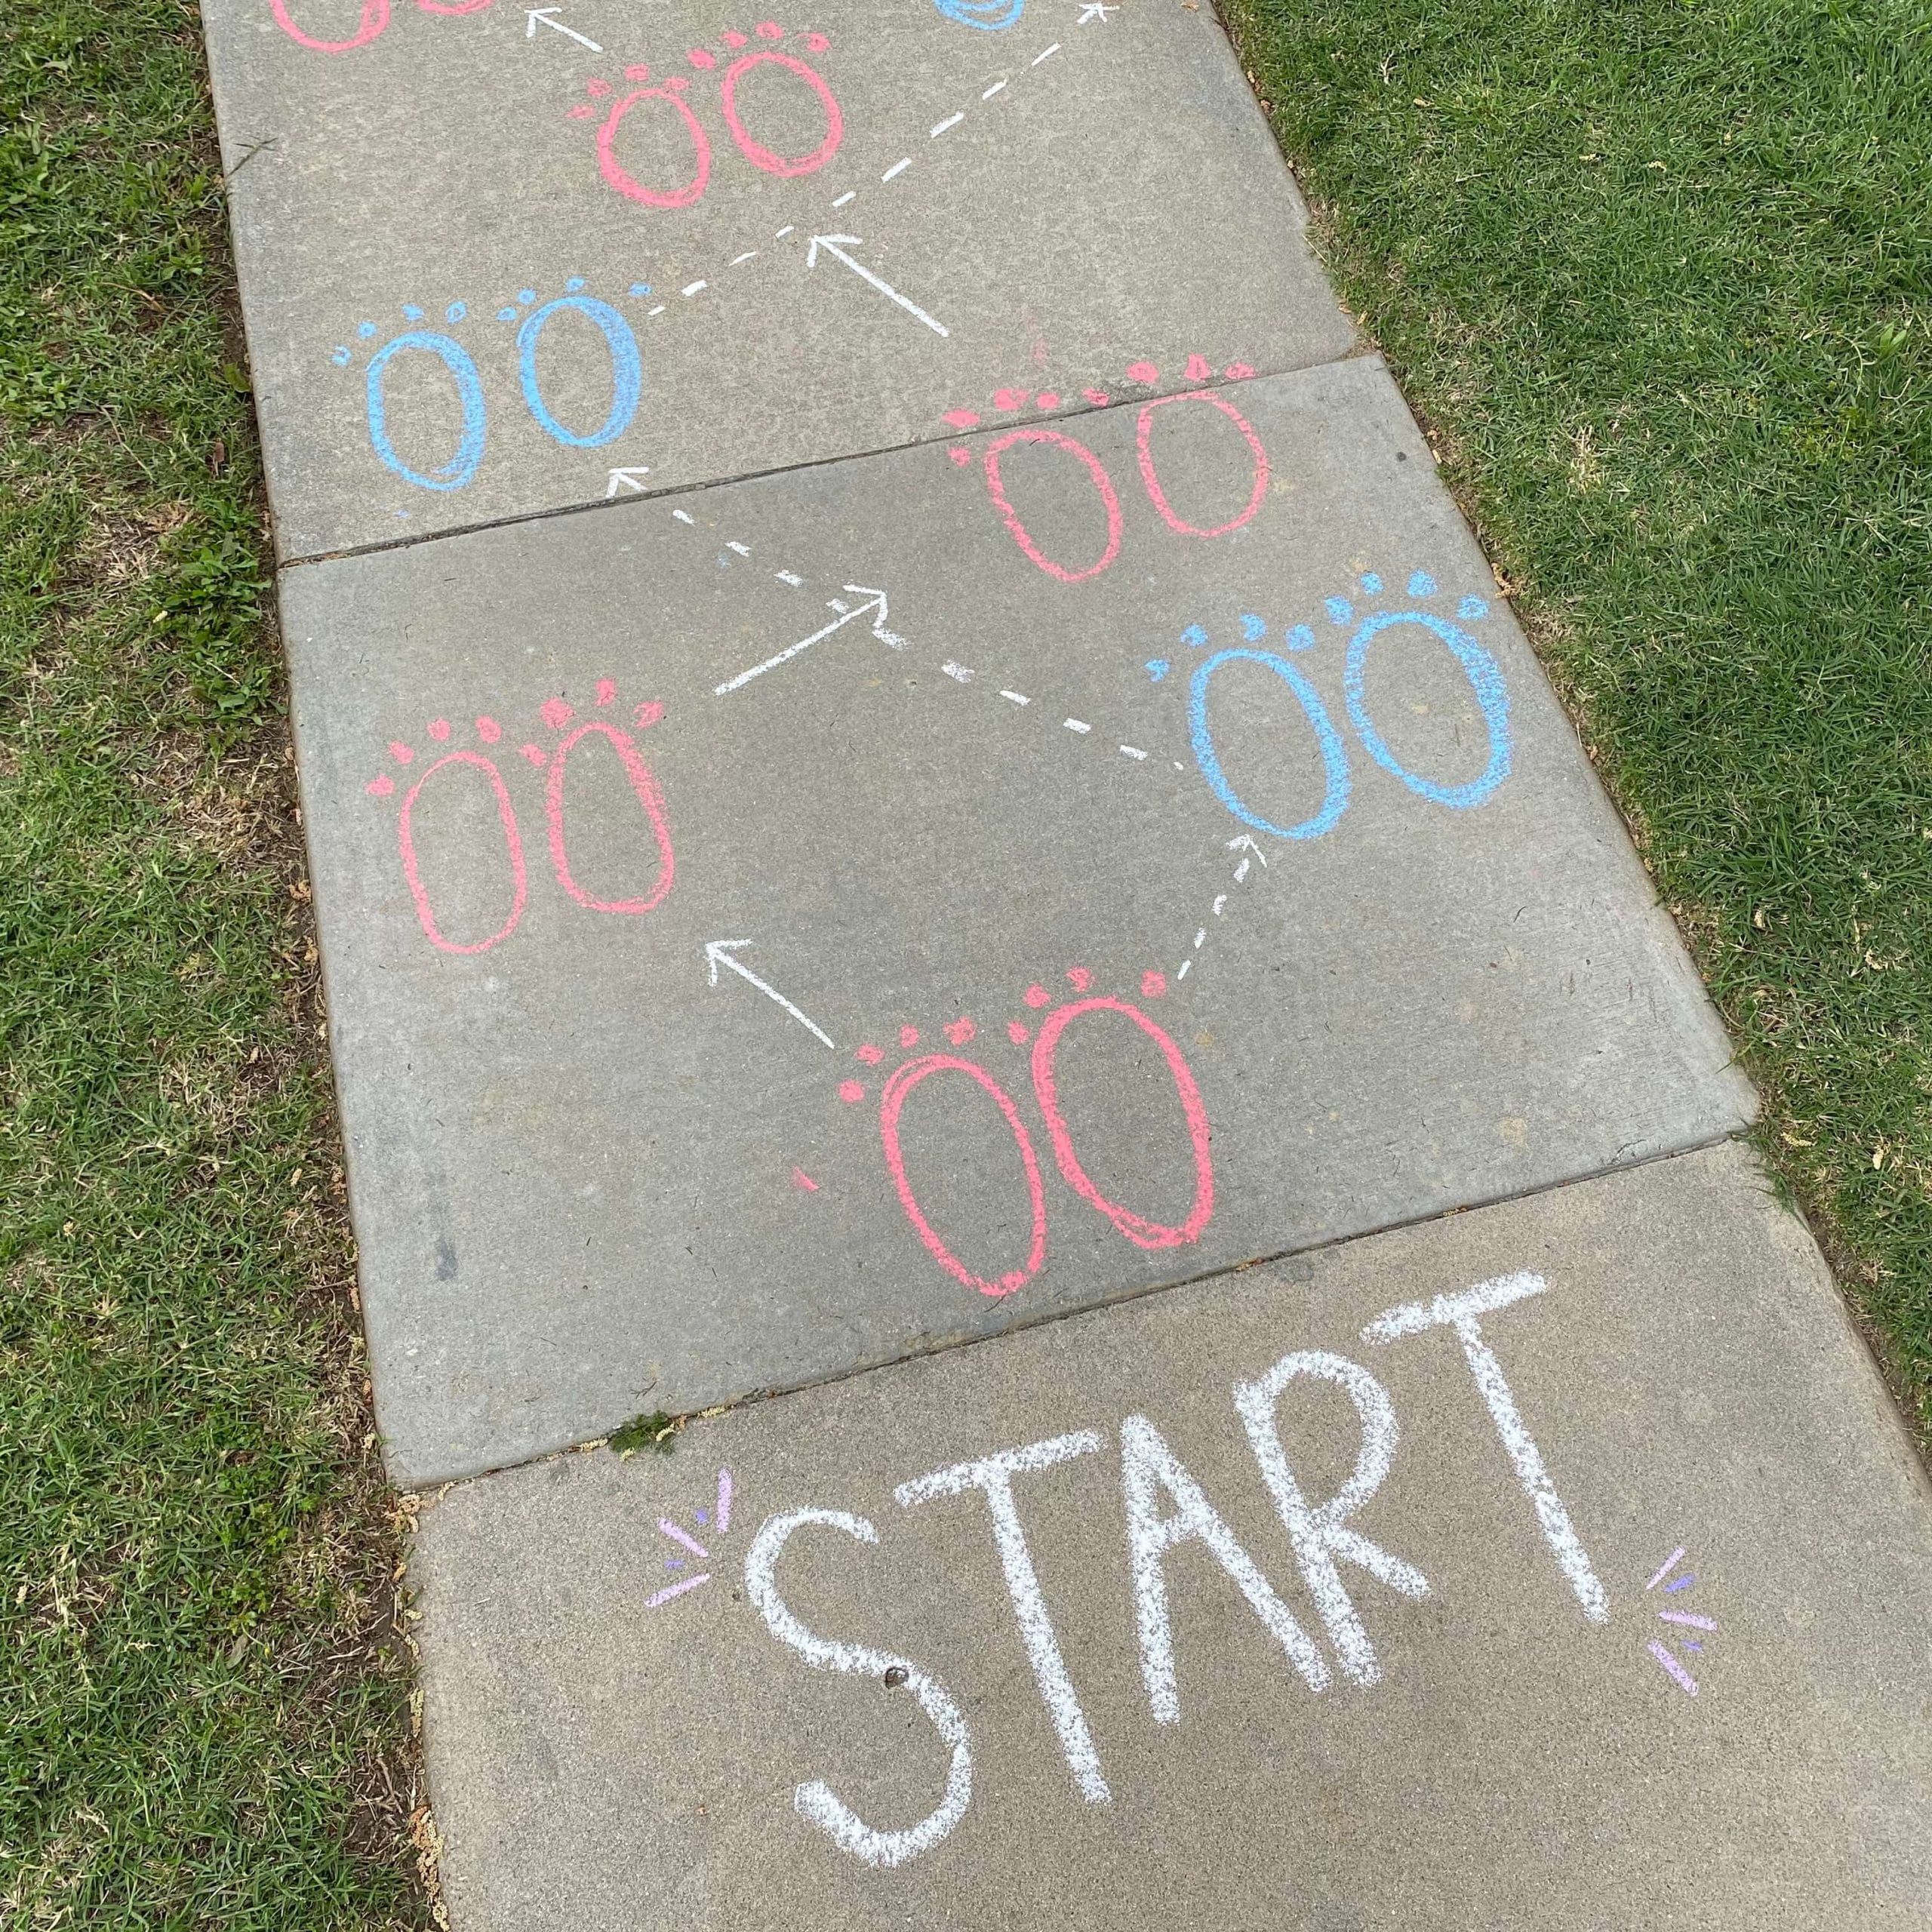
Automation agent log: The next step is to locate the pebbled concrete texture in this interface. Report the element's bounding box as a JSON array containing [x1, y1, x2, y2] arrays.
[[409, 1139, 1932, 1931], [281, 356, 1751, 1486], [198, 0, 1353, 561]]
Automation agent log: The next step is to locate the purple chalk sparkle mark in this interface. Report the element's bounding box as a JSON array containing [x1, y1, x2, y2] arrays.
[[1644, 1546, 1687, 1592], [1647, 1640, 1699, 1697], [1684, 1641, 1703, 1652], [1663, 1573, 1697, 1593], [664, 1556, 685, 1571], [1658, 1611, 1716, 1632], [647, 1573, 712, 1609], [716, 1469, 734, 1535], [694, 1506, 710, 1527], [659, 1518, 709, 1559]]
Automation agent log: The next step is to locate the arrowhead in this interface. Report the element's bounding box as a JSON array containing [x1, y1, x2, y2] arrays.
[[1227, 834, 1269, 865], [805, 233, 863, 268], [605, 467, 651, 498], [704, 939, 751, 984]]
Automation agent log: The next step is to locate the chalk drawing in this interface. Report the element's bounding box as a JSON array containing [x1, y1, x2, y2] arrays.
[[1170, 571, 1513, 841], [1234, 1352, 1430, 1687], [362, 330, 488, 494], [941, 354, 1257, 429], [367, 688, 669, 950], [973, 391, 1269, 582], [645, 1467, 739, 1608], [518, 295, 642, 448], [527, 5, 599, 51], [933, 0, 1024, 28], [1077, 2, 1117, 20], [1121, 1414, 1331, 1722], [805, 234, 949, 336], [1643, 1546, 1713, 1696], [1363, 1272, 1609, 1623], [575, 28, 842, 210], [269, 0, 391, 54], [896, 1432, 1110, 1803], [746, 1509, 973, 1867], [705, 940, 837, 1050], [848, 972, 1212, 1297]]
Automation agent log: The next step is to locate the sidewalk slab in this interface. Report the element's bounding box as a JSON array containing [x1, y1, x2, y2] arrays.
[[199, 0, 1352, 561], [410, 1139, 1932, 1930], [283, 355, 1751, 1484]]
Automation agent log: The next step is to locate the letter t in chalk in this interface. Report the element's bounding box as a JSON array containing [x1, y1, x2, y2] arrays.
[[897, 1432, 1109, 1804], [1361, 1271, 1609, 1623]]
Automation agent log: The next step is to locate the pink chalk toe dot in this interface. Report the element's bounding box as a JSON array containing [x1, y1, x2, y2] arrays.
[[365, 774, 395, 797], [540, 696, 573, 731], [898, 1025, 920, 1048], [1124, 361, 1158, 385], [595, 678, 617, 706], [1141, 969, 1168, 998], [838, 1079, 866, 1105], [1023, 983, 1049, 1009], [1223, 361, 1254, 380], [992, 388, 1030, 411], [633, 700, 664, 728], [943, 408, 980, 429], [624, 62, 651, 79], [721, 29, 747, 45], [520, 743, 546, 768], [428, 718, 451, 741], [1184, 352, 1213, 382], [1082, 387, 1110, 407], [945, 1017, 976, 1045], [586, 76, 612, 97], [1007, 1020, 1030, 1045], [1036, 392, 1061, 410], [949, 447, 973, 466], [475, 715, 501, 743], [805, 30, 829, 50], [1066, 966, 1093, 991], [388, 741, 414, 764], [856, 1043, 884, 1065], [666, 72, 690, 90], [688, 47, 716, 67], [568, 103, 595, 118], [755, 20, 783, 37]]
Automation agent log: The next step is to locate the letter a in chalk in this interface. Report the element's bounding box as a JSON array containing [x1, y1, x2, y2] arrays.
[[1118, 1414, 1330, 1724], [1234, 1351, 1429, 1687], [1361, 1270, 1609, 1623], [744, 1509, 972, 1867]]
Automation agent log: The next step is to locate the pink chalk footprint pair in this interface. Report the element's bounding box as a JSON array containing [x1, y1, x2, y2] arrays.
[[366, 683, 672, 955]]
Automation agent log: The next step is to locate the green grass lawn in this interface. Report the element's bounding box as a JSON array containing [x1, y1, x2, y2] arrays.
[[1226, 0, 1932, 1436], [2, 0, 1926, 1924], [0, 3, 426, 1926]]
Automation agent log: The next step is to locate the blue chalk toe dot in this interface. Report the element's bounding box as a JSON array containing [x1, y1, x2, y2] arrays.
[[565, 275, 586, 292], [1359, 572, 1383, 594], [401, 304, 424, 321], [1180, 623, 1208, 648], [1239, 613, 1268, 641], [518, 288, 537, 304], [357, 321, 377, 338], [1284, 623, 1315, 651], [629, 282, 653, 297], [1146, 658, 1171, 683], [1408, 570, 1438, 597], [1458, 593, 1490, 620], [330, 346, 350, 366], [445, 301, 467, 322], [497, 306, 518, 321], [1324, 596, 1352, 624]]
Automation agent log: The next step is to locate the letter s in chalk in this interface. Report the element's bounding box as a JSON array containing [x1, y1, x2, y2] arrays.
[[743, 1508, 972, 1867]]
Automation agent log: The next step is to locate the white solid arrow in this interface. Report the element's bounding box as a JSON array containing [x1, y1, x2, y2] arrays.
[[805, 235, 949, 338], [605, 467, 651, 498], [704, 942, 835, 1050], [713, 586, 902, 695], [526, 7, 601, 50]]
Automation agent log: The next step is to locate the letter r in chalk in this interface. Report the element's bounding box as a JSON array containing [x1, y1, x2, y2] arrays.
[[897, 1431, 1109, 1804], [1235, 1352, 1429, 1687], [1361, 1271, 1609, 1623], [743, 1509, 973, 1867]]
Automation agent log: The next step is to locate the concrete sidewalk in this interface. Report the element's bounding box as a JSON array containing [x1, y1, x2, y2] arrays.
[[198, 0, 1930, 1923]]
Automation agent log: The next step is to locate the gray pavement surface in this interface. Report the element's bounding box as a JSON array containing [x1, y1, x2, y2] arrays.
[[285, 356, 1749, 1486], [411, 1140, 1932, 1930], [201, 0, 1352, 561]]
